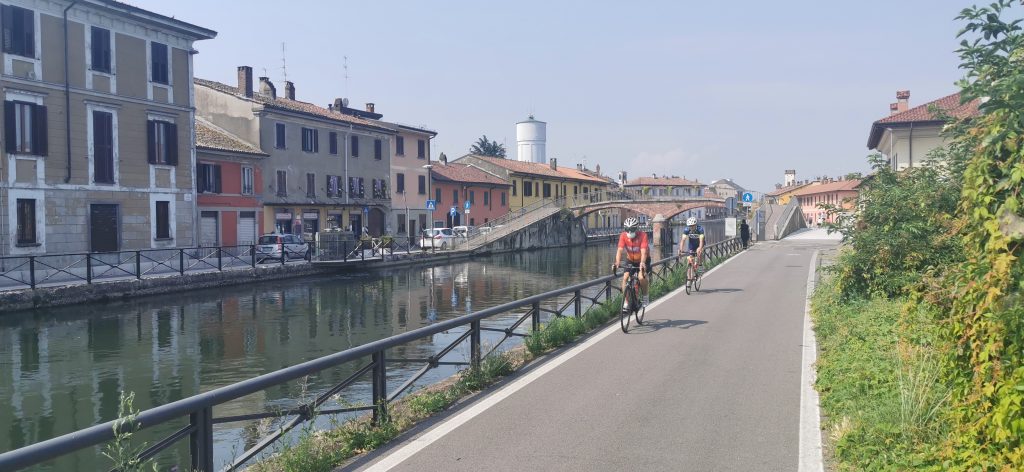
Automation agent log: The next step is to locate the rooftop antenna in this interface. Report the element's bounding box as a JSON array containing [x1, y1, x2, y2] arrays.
[[343, 55, 349, 96], [280, 42, 288, 82]]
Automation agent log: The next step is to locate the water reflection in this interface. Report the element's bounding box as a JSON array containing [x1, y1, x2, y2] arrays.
[[0, 242, 672, 471]]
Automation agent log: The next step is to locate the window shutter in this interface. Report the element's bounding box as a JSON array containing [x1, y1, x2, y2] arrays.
[[167, 123, 178, 165], [3, 101, 15, 153], [1, 5, 13, 53], [213, 165, 222, 193], [197, 164, 206, 193], [33, 104, 46, 156], [21, 8, 32, 57], [146, 120, 155, 164]]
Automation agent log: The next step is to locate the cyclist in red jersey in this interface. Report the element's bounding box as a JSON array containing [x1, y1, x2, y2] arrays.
[[612, 217, 650, 310]]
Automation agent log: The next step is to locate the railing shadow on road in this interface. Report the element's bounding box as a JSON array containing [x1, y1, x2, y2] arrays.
[[630, 319, 708, 333], [693, 288, 744, 294]]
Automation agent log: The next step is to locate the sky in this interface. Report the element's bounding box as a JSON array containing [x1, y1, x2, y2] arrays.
[[133, 0, 972, 192]]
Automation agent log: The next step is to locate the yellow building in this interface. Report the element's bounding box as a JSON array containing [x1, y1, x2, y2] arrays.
[[452, 154, 612, 227]]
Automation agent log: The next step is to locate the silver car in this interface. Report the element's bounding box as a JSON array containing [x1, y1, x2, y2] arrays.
[[420, 228, 456, 250], [256, 234, 309, 262]]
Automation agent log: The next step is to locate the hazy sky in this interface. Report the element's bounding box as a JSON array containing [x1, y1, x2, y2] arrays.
[[134, 0, 971, 192]]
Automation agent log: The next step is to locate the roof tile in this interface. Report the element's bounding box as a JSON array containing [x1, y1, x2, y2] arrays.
[[431, 163, 509, 186], [195, 118, 265, 156]]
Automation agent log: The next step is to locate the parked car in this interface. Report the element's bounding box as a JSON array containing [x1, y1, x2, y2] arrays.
[[452, 225, 477, 238], [256, 233, 310, 262], [478, 226, 494, 235], [420, 228, 456, 250]]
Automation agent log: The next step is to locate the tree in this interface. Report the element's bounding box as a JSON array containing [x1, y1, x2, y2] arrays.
[[469, 135, 506, 158]]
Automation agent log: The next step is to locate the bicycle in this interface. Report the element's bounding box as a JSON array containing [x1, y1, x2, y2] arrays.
[[616, 262, 646, 333], [683, 252, 703, 295]]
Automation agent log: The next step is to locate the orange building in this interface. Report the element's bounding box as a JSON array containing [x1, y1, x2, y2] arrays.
[[429, 162, 510, 228], [790, 178, 862, 227], [195, 118, 267, 246]]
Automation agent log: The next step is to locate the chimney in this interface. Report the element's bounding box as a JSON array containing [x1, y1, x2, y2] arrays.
[[785, 169, 796, 186], [284, 81, 295, 100], [366, 103, 375, 113], [258, 77, 276, 100], [334, 98, 345, 112], [440, 152, 448, 165], [896, 90, 910, 112], [237, 66, 253, 97], [595, 164, 601, 175], [327, 103, 333, 111], [889, 103, 899, 115], [550, 157, 557, 170]]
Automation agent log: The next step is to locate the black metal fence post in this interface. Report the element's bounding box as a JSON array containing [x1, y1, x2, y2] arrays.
[[371, 351, 388, 425], [28, 256, 36, 289], [280, 243, 286, 265], [189, 407, 214, 472], [179, 249, 185, 276], [251, 245, 256, 268], [605, 280, 611, 301], [86, 255, 92, 284], [574, 290, 582, 318], [531, 301, 541, 332], [470, 320, 481, 367], [216, 248, 223, 271], [135, 251, 142, 279]]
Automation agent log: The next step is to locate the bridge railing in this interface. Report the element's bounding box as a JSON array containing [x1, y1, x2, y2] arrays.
[[0, 239, 744, 472]]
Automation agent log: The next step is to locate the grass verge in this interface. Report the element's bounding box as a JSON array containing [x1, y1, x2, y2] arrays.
[[812, 278, 952, 471]]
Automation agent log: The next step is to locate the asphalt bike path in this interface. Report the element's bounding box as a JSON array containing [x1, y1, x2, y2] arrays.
[[351, 238, 835, 471]]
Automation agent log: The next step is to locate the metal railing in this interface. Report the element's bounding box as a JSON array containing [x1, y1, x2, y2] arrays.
[[0, 239, 745, 472], [0, 245, 312, 291]]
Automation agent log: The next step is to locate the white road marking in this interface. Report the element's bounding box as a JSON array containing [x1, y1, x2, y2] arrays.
[[798, 250, 825, 472], [361, 251, 750, 471]]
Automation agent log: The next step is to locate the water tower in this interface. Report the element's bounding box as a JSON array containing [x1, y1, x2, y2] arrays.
[[516, 115, 546, 163]]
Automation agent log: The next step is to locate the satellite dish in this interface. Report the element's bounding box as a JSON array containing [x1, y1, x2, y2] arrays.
[[342, 98, 349, 107]]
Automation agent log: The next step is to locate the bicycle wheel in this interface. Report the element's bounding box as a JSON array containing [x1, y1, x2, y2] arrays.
[[635, 300, 645, 325], [685, 264, 693, 295], [695, 267, 703, 292], [620, 285, 635, 333]]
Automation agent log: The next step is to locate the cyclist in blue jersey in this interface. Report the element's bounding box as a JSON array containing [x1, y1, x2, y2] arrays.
[[679, 217, 705, 284]]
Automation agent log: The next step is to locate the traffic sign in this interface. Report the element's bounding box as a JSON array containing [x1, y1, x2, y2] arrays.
[[449, 207, 457, 217], [426, 200, 437, 211], [464, 200, 471, 210], [363, 206, 369, 214], [465, 209, 471, 214], [742, 192, 754, 203]]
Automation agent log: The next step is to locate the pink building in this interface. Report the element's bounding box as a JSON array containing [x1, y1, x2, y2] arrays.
[[791, 178, 862, 226], [430, 163, 510, 228]]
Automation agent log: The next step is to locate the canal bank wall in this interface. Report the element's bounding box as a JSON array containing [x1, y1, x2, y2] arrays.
[[474, 210, 587, 254]]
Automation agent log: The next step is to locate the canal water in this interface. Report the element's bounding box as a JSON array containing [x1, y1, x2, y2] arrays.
[[0, 242, 675, 471]]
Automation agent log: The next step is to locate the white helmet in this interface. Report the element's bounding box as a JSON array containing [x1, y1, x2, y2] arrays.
[[623, 217, 640, 233], [686, 217, 697, 226]]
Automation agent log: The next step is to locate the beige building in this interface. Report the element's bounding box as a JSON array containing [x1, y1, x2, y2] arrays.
[[195, 68, 397, 238], [385, 124, 435, 238], [867, 90, 980, 171], [1, 0, 215, 255]]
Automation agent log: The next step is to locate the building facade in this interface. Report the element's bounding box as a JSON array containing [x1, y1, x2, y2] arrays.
[[1, 0, 215, 255], [867, 90, 980, 171], [429, 162, 510, 227], [194, 118, 266, 246], [791, 178, 861, 226], [386, 124, 435, 238], [195, 68, 396, 239]]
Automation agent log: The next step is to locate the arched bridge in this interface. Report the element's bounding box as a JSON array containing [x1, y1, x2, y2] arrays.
[[571, 197, 725, 220]]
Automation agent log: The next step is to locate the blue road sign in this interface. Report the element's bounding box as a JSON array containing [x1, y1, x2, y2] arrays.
[[449, 207, 457, 217], [742, 192, 754, 202], [464, 200, 471, 210], [426, 200, 437, 211], [363, 206, 369, 214]]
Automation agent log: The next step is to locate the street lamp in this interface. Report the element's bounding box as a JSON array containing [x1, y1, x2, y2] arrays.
[[422, 162, 433, 229]]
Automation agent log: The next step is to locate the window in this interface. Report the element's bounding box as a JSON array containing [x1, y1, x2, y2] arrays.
[[155, 201, 170, 239], [90, 27, 111, 73], [373, 179, 388, 199], [147, 120, 177, 165], [1, 5, 34, 58], [348, 177, 365, 198], [396, 173, 405, 193], [512, 180, 517, 196], [417, 139, 425, 159], [241, 166, 254, 195], [197, 163, 222, 193], [523, 180, 533, 197], [92, 110, 114, 184], [306, 173, 316, 197], [329, 132, 338, 155], [452, 189, 458, 204], [150, 42, 168, 84], [15, 199, 35, 245], [417, 175, 426, 195], [374, 139, 382, 160], [543, 183, 551, 198], [302, 127, 318, 152], [3, 101, 47, 156], [326, 175, 339, 197], [350, 136, 359, 157], [484, 192, 489, 206], [276, 170, 287, 196], [469, 190, 475, 204], [396, 136, 404, 156], [275, 123, 286, 148], [500, 192, 506, 207], [397, 216, 406, 234], [435, 188, 441, 204]]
